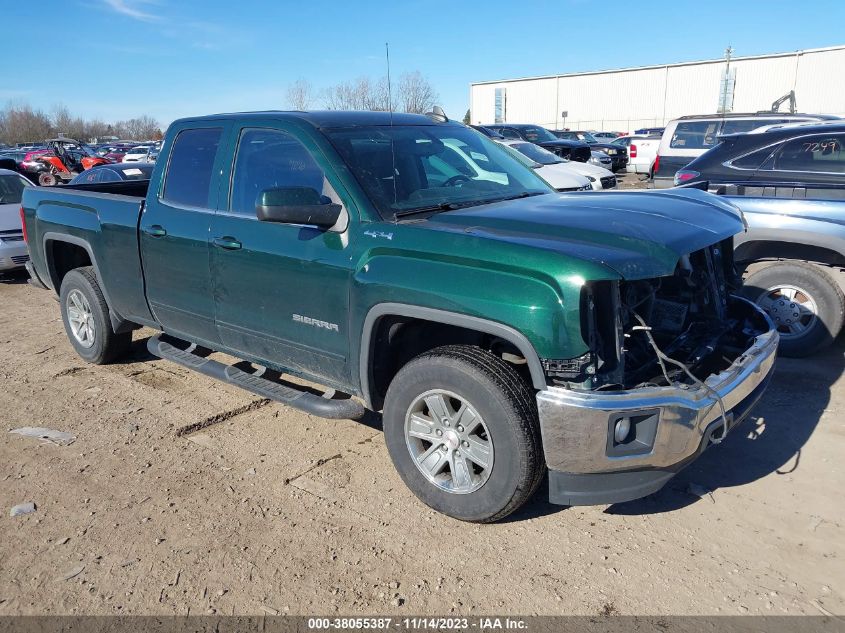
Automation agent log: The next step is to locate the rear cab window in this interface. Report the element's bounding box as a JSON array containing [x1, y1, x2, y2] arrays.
[[162, 128, 224, 208]]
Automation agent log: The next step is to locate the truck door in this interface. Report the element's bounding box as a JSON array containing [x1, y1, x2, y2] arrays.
[[140, 124, 229, 345], [210, 125, 354, 387]]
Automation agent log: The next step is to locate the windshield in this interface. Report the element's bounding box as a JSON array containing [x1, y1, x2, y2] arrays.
[[325, 125, 553, 219], [0, 174, 30, 204], [497, 143, 541, 169], [509, 142, 564, 166], [520, 127, 558, 143], [578, 132, 599, 144]]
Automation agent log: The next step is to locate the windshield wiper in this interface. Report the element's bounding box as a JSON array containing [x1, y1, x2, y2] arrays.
[[393, 201, 463, 219]]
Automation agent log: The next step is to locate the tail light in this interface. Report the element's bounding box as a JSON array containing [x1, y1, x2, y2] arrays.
[[630, 144, 638, 158], [653, 154, 660, 175], [20, 206, 27, 243], [674, 169, 700, 186]]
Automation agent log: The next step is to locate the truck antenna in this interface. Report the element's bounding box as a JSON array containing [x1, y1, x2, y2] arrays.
[[386, 42, 398, 215]]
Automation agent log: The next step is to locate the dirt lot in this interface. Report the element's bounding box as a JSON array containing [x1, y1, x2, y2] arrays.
[[0, 270, 843, 617]]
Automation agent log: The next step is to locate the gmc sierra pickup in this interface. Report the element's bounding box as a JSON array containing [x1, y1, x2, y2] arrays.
[[21, 111, 778, 522]]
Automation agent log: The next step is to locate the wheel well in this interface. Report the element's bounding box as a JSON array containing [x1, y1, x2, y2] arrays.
[[735, 240, 845, 269], [366, 316, 533, 411], [47, 240, 92, 291]]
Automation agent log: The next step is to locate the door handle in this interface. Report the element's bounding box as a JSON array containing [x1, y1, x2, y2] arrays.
[[213, 236, 242, 250], [143, 224, 167, 237]]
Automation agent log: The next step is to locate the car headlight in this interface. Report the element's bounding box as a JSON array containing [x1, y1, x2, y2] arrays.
[[607, 149, 617, 155]]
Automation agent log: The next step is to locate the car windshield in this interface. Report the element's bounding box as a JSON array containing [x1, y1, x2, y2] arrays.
[[0, 174, 30, 204], [325, 125, 553, 219], [520, 127, 558, 142], [509, 142, 564, 166], [497, 143, 541, 169], [578, 132, 599, 143]]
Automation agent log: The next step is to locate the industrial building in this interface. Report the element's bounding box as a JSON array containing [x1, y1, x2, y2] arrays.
[[469, 45, 845, 133]]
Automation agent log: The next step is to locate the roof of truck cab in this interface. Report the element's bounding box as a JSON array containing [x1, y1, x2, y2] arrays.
[[172, 110, 460, 128]]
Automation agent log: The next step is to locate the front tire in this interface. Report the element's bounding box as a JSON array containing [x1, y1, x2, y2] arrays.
[[38, 171, 57, 187], [383, 345, 544, 522], [742, 260, 845, 357], [59, 267, 131, 364]]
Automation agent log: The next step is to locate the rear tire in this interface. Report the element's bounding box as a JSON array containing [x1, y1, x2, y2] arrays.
[[383, 345, 545, 522], [59, 267, 132, 364], [742, 260, 845, 357]]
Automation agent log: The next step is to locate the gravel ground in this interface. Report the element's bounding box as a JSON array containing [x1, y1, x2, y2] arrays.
[[0, 263, 842, 617]]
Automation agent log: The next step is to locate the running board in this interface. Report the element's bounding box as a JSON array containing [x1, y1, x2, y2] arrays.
[[147, 335, 365, 420]]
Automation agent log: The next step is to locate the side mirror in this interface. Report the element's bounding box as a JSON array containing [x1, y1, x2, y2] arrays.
[[256, 187, 341, 228]]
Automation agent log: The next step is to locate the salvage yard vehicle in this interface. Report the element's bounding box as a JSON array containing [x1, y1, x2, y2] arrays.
[[675, 120, 845, 356], [34, 139, 110, 186], [482, 123, 592, 163], [494, 141, 592, 191], [553, 130, 629, 172], [0, 169, 32, 274], [652, 113, 838, 188], [501, 140, 617, 190], [22, 110, 777, 522], [613, 134, 659, 176]]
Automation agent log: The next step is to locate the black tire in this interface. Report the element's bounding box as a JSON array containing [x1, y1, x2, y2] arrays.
[[742, 261, 845, 357], [38, 171, 57, 187], [59, 267, 131, 364], [383, 345, 545, 523]]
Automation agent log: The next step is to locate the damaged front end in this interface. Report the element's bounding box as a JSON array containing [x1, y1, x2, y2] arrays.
[[537, 239, 779, 507], [547, 239, 771, 391]]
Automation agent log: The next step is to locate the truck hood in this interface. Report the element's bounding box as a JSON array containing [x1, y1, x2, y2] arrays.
[[423, 188, 745, 279]]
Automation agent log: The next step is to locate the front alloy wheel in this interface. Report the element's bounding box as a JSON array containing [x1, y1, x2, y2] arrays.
[[405, 389, 493, 494]]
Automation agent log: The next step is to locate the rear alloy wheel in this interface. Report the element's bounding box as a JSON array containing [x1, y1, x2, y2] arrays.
[[743, 261, 845, 357], [59, 267, 132, 364], [383, 345, 544, 522]]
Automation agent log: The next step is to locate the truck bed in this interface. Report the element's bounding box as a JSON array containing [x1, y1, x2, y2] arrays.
[[22, 182, 153, 325]]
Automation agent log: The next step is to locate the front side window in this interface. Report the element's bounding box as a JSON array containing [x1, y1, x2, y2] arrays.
[[773, 135, 845, 173], [669, 121, 720, 149], [325, 125, 552, 219], [162, 127, 223, 208], [230, 128, 330, 216]]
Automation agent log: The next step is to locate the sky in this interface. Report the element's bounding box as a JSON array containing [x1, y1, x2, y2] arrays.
[[3, 0, 845, 128]]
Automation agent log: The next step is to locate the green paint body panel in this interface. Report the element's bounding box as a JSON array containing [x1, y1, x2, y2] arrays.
[[21, 111, 746, 401]]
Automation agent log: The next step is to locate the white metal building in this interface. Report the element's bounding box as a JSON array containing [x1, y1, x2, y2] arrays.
[[470, 45, 845, 132]]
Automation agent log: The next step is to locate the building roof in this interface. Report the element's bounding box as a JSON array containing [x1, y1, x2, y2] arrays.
[[470, 44, 845, 86]]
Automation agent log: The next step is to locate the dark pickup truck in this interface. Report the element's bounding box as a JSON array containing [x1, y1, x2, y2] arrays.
[[22, 111, 777, 522]]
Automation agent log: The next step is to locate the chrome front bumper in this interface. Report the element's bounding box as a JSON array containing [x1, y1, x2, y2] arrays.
[[537, 303, 778, 505]]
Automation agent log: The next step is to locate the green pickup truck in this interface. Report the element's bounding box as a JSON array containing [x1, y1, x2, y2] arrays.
[[21, 111, 778, 522]]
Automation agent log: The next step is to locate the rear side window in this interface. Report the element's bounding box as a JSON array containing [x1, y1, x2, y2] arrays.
[[162, 128, 222, 208], [669, 121, 720, 149], [732, 146, 776, 170], [773, 135, 845, 173]]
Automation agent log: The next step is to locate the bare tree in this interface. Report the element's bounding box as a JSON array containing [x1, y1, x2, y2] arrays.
[[323, 75, 394, 111], [398, 71, 438, 114], [0, 102, 53, 144], [286, 78, 315, 110], [117, 115, 162, 140]]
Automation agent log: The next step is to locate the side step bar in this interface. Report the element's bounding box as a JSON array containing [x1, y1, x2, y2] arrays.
[[147, 335, 365, 420]]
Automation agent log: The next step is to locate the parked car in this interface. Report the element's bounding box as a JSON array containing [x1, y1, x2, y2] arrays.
[[635, 127, 665, 136], [69, 163, 155, 184], [482, 124, 592, 162], [653, 113, 839, 188], [591, 131, 623, 142], [673, 120, 845, 356], [469, 125, 505, 139], [501, 141, 617, 190], [122, 145, 154, 163], [589, 150, 613, 170], [553, 130, 629, 171], [495, 141, 592, 191], [0, 169, 33, 274], [613, 135, 660, 175], [22, 111, 776, 522]]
